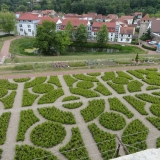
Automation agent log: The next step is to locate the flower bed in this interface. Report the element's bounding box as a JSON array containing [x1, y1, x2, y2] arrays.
[[63, 75, 77, 87], [73, 74, 99, 82], [87, 72, 101, 76], [62, 95, 80, 102], [0, 89, 8, 98], [107, 82, 126, 94], [81, 99, 105, 122], [101, 72, 116, 81], [59, 127, 90, 160], [38, 89, 64, 104], [32, 84, 54, 94], [94, 82, 112, 96], [127, 70, 144, 79], [63, 101, 83, 109], [150, 104, 160, 117], [0, 79, 17, 90], [70, 87, 99, 98], [108, 97, 134, 118], [15, 145, 58, 160], [127, 80, 143, 92], [24, 77, 47, 89], [13, 78, 31, 82], [112, 77, 129, 84], [123, 96, 148, 115], [22, 89, 39, 107], [76, 81, 94, 89], [38, 106, 76, 124], [0, 112, 11, 145], [116, 71, 133, 80], [0, 91, 16, 109], [88, 123, 116, 159], [122, 119, 149, 153], [146, 116, 160, 130], [30, 121, 66, 148], [146, 86, 160, 90], [48, 76, 62, 87], [16, 109, 39, 141], [99, 112, 126, 130]]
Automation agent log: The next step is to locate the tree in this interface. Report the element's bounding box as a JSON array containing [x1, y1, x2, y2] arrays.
[[135, 53, 139, 62], [1, 4, 9, 12], [75, 24, 88, 44], [14, 27, 18, 36], [97, 24, 108, 45], [32, 30, 35, 37], [65, 21, 74, 39]]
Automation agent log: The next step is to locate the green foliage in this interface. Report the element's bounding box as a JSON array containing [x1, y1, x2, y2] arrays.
[[0, 112, 11, 145], [32, 84, 54, 94], [73, 74, 99, 82], [101, 72, 115, 81], [63, 101, 83, 109], [38, 89, 64, 104], [116, 71, 133, 80], [0, 149, 2, 159], [127, 80, 143, 92], [13, 78, 31, 82], [99, 112, 126, 130], [157, 138, 160, 148], [112, 77, 129, 84], [62, 95, 80, 102], [0, 89, 8, 98], [146, 68, 158, 71], [150, 104, 160, 117], [15, 145, 58, 160], [143, 79, 160, 86], [68, 61, 86, 67], [122, 119, 149, 153], [81, 99, 105, 122], [59, 127, 90, 160], [146, 117, 160, 130], [22, 89, 39, 107], [127, 70, 144, 79], [16, 109, 39, 141], [142, 44, 156, 51], [136, 93, 160, 104], [87, 72, 101, 76], [146, 86, 160, 90], [107, 82, 126, 94], [0, 79, 17, 90], [48, 76, 62, 87], [63, 75, 77, 87], [24, 77, 47, 89], [94, 82, 112, 96], [31, 121, 66, 148], [97, 24, 108, 45], [65, 21, 74, 39], [123, 96, 148, 115], [70, 87, 99, 98], [76, 81, 94, 89], [88, 123, 116, 159], [152, 91, 160, 96], [135, 53, 139, 62], [14, 64, 33, 70], [108, 97, 134, 118], [0, 91, 16, 109], [38, 106, 76, 124]]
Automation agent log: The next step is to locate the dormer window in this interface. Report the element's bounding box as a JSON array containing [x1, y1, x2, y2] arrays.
[[144, 20, 145, 22], [94, 27, 98, 30], [128, 34, 130, 37]]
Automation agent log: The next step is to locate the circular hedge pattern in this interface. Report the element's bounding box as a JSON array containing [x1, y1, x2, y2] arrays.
[[32, 84, 54, 94], [76, 81, 94, 89], [0, 89, 8, 98], [99, 112, 126, 130], [30, 121, 66, 148]]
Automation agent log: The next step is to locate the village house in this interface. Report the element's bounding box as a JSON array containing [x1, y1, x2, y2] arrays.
[[120, 16, 134, 24], [134, 12, 143, 19]]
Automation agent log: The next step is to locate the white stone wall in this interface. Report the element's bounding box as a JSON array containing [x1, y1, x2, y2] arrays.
[[117, 34, 133, 43], [91, 32, 115, 41]]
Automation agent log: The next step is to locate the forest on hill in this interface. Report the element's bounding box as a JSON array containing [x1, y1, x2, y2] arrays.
[[0, 0, 160, 16]]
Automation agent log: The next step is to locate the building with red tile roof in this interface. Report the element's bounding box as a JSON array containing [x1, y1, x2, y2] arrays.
[[120, 16, 134, 24], [134, 12, 142, 19]]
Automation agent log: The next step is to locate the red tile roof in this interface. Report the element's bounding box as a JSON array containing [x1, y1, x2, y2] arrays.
[[92, 22, 116, 28], [141, 14, 150, 21], [17, 13, 39, 20], [106, 14, 118, 19], [38, 17, 61, 24], [61, 19, 88, 26], [151, 20, 160, 33], [121, 16, 134, 19], [120, 26, 135, 34], [64, 14, 82, 18]]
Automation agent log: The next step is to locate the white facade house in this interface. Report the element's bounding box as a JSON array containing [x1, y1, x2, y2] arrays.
[[121, 16, 134, 25]]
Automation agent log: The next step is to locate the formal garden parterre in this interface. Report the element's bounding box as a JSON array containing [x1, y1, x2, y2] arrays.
[[0, 70, 160, 160]]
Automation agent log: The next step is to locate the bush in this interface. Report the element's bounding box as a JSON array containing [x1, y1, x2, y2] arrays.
[[13, 78, 31, 82], [22, 89, 39, 107], [87, 72, 101, 76], [146, 86, 160, 90], [62, 95, 80, 102], [63, 75, 77, 87], [157, 137, 160, 147], [0, 112, 11, 145], [48, 76, 62, 87], [123, 96, 148, 115], [152, 91, 160, 96], [16, 109, 39, 141], [99, 112, 126, 130], [0, 149, 2, 159], [116, 71, 133, 80], [108, 97, 134, 118], [81, 99, 105, 122], [14, 64, 33, 70], [142, 44, 156, 51], [38, 106, 76, 124], [73, 74, 99, 82], [101, 72, 115, 81], [107, 82, 126, 94], [88, 123, 116, 159], [127, 80, 143, 92], [0, 79, 17, 90], [59, 127, 90, 160], [143, 79, 160, 86], [63, 101, 83, 109], [112, 77, 129, 84], [150, 104, 160, 117], [68, 61, 86, 67], [146, 116, 160, 130], [127, 70, 144, 79], [32, 84, 54, 94], [76, 81, 94, 89], [0, 89, 8, 98]]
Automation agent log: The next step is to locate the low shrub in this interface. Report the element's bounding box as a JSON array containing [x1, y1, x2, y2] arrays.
[[63, 101, 83, 109], [63, 75, 77, 87], [116, 71, 133, 80], [73, 74, 99, 82], [0, 79, 17, 90], [107, 82, 126, 94], [48, 76, 62, 87], [76, 81, 94, 89], [0, 89, 8, 98], [143, 79, 160, 86], [62, 95, 80, 102], [87, 72, 101, 76], [101, 72, 115, 81], [32, 84, 54, 94], [157, 137, 160, 147], [142, 44, 156, 51], [13, 78, 31, 82], [112, 77, 129, 84], [146, 116, 160, 130], [150, 104, 160, 117], [146, 86, 160, 90], [152, 91, 160, 96], [0, 149, 2, 159], [127, 70, 144, 79], [127, 80, 143, 92]]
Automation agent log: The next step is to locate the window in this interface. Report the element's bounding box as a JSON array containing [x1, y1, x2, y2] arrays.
[[28, 20, 32, 22], [122, 34, 123, 37], [23, 20, 26, 22], [94, 32, 97, 35], [20, 28, 23, 31], [88, 32, 91, 35], [28, 29, 31, 32], [111, 33, 113, 36], [74, 26, 77, 29], [94, 27, 98, 30], [111, 38, 112, 41], [19, 24, 22, 27], [144, 20, 145, 22], [28, 25, 31, 28], [128, 34, 130, 37], [121, 38, 123, 41]]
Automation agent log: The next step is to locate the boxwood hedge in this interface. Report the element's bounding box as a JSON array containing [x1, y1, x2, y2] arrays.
[[0, 149, 2, 159], [13, 78, 31, 83], [76, 81, 94, 89], [48, 76, 62, 87], [0, 89, 8, 98], [112, 77, 129, 84], [127, 70, 144, 79], [62, 95, 80, 102], [152, 91, 160, 96], [157, 137, 160, 147], [127, 80, 143, 93], [146, 116, 160, 130], [32, 84, 54, 94], [73, 74, 99, 82], [63, 75, 77, 87], [146, 86, 160, 90], [63, 101, 83, 109], [116, 71, 133, 80], [101, 72, 116, 81], [143, 79, 160, 86], [87, 72, 101, 76], [107, 82, 126, 94], [0, 79, 17, 90], [150, 104, 160, 117]]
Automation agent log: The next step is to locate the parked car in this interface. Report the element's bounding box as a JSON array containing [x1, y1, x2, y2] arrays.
[[146, 40, 151, 42], [148, 41, 157, 45]]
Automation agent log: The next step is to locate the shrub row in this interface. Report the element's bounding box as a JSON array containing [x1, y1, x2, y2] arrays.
[[107, 82, 126, 94], [112, 77, 129, 84], [146, 68, 158, 71], [123, 96, 148, 115], [122, 119, 149, 153], [0, 149, 2, 159], [116, 71, 133, 80], [108, 97, 134, 118], [73, 74, 99, 82], [81, 99, 105, 122], [30, 121, 66, 148], [99, 112, 126, 130], [22, 89, 39, 107], [38, 89, 64, 104], [149, 104, 160, 117], [38, 106, 76, 124], [62, 95, 80, 102], [87, 72, 101, 76], [157, 137, 160, 148], [0, 89, 8, 98], [146, 116, 160, 130], [32, 84, 54, 94], [63, 101, 83, 109], [0, 112, 11, 145], [127, 80, 143, 92], [152, 91, 160, 96], [101, 72, 115, 81], [48, 76, 62, 87], [59, 127, 90, 160], [24, 77, 47, 89], [142, 44, 156, 51], [16, 109, 39, 141], [143, 79, 160, 86], [0, 91, 16, 109], [70, 87, 99, 98], [146, 86, 160, 90], [94, 82, 112, 96], [127, 70, 144, 79], [76, 81, 94, 89], [146, 74, 160, 80], [0, 79, 18, 90], [13, 78, 31, 83], [63, 75, 77, 87], [88, 123, 116, 160]]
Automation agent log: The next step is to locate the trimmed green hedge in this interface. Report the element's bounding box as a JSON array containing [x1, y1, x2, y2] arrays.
[[146, 116, 160, 130], [150, 104, 160, 117], [107, 82, 126, 94], [32, 84, 54, 94], [48, 76, 62, 87], [63, 101, 83, 109], [0, 79, 18, 90], [127, 70, 144, 79], [101, 72, 115, 81], [13, 78, 31, 82], [0, 149, 2, 159], [112, 77, 129, 84], [87, 72, 101, 76], [76, 81, 94, 89], [127, 80, 143, 92], [142, 44, 156, 51], [0, 89, 8, 98], [73, 74, 99, 82], [63, 75, 77, 87], [116, 71, 133, 80], [157, 137, 160, 148], [62, 95, 80, 102], [146, 86, 160, 90]]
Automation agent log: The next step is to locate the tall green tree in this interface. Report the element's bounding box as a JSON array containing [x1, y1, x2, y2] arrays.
[[97, 24, 108, 45], [75, 24, 88, 44], [65, 21, 74, 40]]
